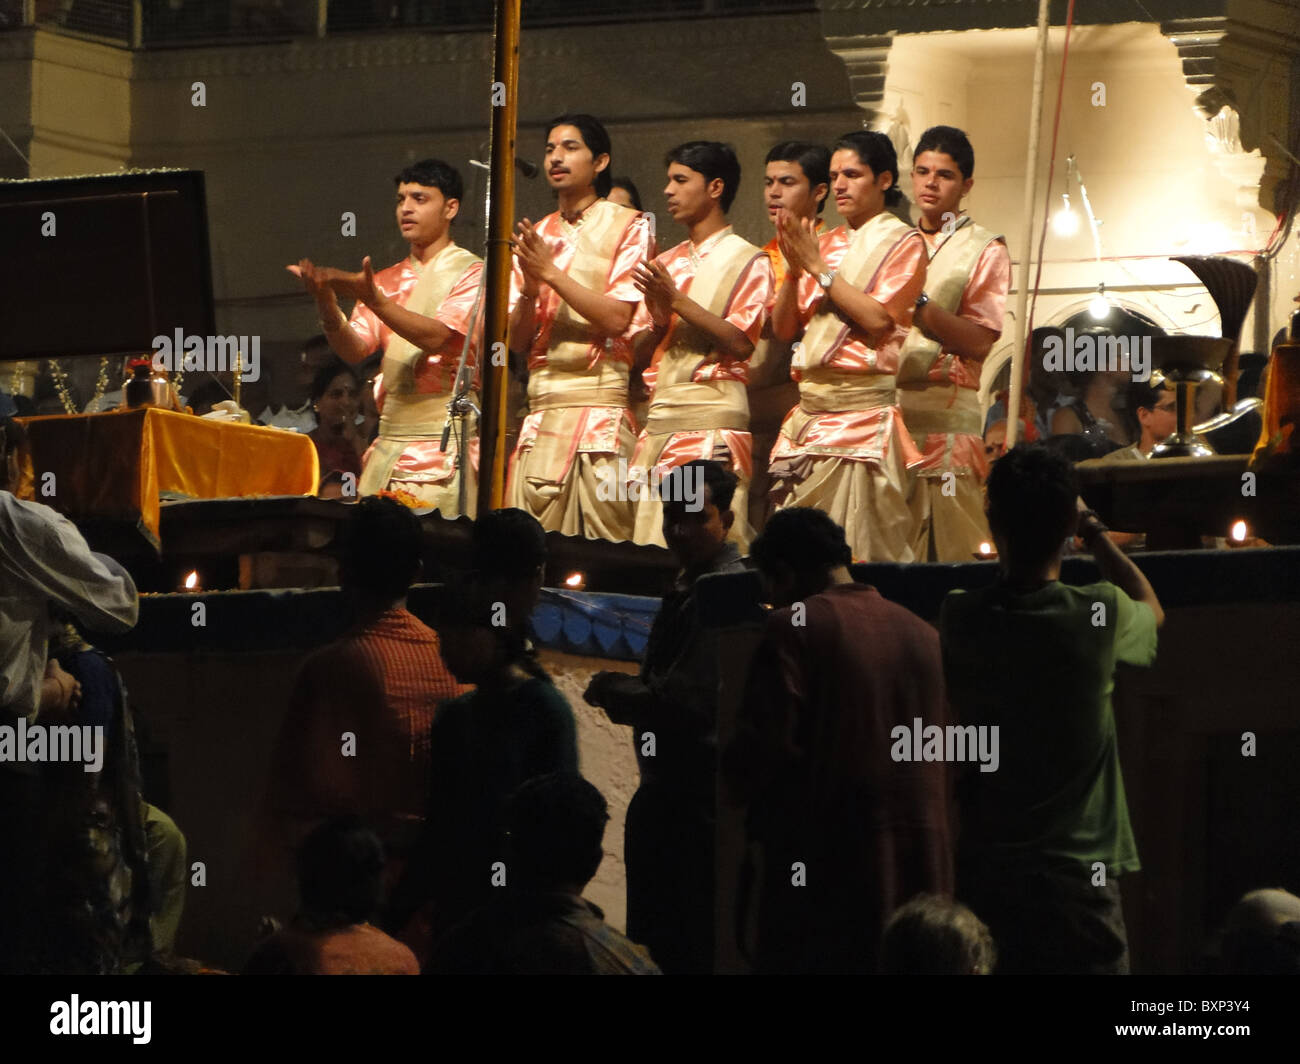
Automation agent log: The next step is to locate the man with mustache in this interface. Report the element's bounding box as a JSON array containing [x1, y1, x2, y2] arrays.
[[507, 113, 654, 540]]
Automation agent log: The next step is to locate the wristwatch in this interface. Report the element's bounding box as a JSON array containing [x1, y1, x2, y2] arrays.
[[1078, 509, 1110, 545], [817, 269, 835, 293], [915, 291, 931, 315]]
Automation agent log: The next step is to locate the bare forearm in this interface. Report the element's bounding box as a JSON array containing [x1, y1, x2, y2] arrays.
[[319, 298, 371, 365], [370, 298, 454, 355], [547, 272, 634, 336], [826, 277, 893, 341], [916, 301, 998, 361], [508, 296, 538, 356], [772, 274, 802, 342], [1087, 525, 1165, 627]]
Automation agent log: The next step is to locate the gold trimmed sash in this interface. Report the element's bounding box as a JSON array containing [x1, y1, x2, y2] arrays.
[[546, 199, 640, 371], [897, 383, 982, 435], [380, 243, 481, 395]]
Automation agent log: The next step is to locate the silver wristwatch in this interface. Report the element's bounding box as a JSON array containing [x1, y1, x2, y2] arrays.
[[817, 269, 835, 293]]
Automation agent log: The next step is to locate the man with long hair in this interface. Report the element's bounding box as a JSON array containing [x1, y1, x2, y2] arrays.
[[507, 113, 655, 540]]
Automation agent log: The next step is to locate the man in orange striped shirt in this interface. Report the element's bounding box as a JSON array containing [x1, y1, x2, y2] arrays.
[[267, 497, 465, 861]]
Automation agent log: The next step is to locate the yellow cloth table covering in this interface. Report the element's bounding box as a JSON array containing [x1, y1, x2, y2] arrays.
[[19, 407, 319, 546]]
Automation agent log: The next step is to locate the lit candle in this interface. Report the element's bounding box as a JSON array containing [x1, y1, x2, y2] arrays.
[[182, 570, 201, 592], [973, 542, 997, 560], [563, 571, 586, 590]]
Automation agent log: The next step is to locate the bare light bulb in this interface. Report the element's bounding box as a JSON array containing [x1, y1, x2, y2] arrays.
[[1089, 285, 1110, 321], [1052, 193, 1079, 237]]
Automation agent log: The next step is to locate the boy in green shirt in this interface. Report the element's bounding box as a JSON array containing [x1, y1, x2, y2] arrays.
[[940, 443, 1163, 973]]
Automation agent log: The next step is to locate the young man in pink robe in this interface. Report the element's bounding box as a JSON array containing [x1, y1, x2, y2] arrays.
[[506, 113, 655, 541], [746, 141, 832, 536], [899, 126, 1011, 560], [768, 131, 927, 562], [289, 158, 484, 515], [628, 141, 772, 549]]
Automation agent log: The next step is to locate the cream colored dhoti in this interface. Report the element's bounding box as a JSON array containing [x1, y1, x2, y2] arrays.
[[900, 385, 991, 561], [769, 379, 917, 563], [630, 380, 754, 550], [359, 391, 478, 518], [506, 365, 636, 541]]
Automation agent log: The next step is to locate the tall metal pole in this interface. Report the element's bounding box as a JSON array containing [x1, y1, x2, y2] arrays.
[[476, 0, 521, 516], [1006, 0, 1052, 449]]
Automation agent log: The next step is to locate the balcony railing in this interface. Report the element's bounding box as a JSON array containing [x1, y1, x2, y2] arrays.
[[0, 0, 817, 48]]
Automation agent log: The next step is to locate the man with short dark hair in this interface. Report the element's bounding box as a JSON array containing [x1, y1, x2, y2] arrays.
[[428, 773, 660, 974], [628, 143, 772, 549], [761, 141, 831, 292], [1107, 377, 1178, 460], [289, 158, 484, 515], [747, 141, 833, 535], [267, 496, 464, 863], [724, 506, 954, 973], [507, 114, 655, 540], [585, 460, 746, 973], [244, 817, 418, 975], [899, 126, 1011, 561], [940, 443, 1163, 974]]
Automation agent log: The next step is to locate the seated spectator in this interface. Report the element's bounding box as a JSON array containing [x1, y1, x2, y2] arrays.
[[982, 419, 1018, 465], [723, 507, 954, 974], [1104, 377, 1177, 462], [307, 359, 366, 497], [1050, 366, 1130, 456], [880, 894, 997, 975], [428, 773, 661, 974], [940, 443, 1163, 974], [265, 496, 464, 865], [1, 416, 138, 973], [259, 335, 328, 432], [244, 817, 417, 975], [42, 621, 189, 974], [386, 573, 578, 952]]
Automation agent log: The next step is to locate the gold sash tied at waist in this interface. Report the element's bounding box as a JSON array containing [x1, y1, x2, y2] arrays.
[[645, 379, 749, 435], [358, 390, 473, 495], [898, 384, 982, 436], [797, 375, 897, 415], [528, 362, 630, 410]]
